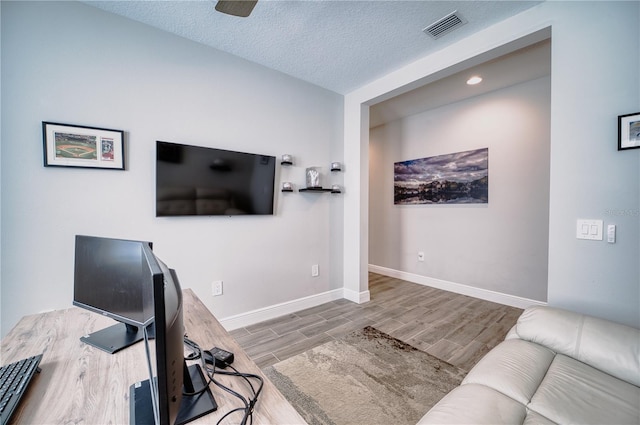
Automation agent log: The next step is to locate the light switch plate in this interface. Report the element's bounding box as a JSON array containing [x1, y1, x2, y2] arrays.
[[576, 219, 603, 240]]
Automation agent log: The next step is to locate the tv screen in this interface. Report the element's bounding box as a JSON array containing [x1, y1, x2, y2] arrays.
[[156, 141, 276, 217], [73, 235, 155, 353]]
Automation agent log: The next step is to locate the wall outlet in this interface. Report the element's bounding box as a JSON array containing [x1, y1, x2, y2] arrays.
[[311, 264, 319, 277], [418, 252, 425, 262], [212, 280, 223, 296]]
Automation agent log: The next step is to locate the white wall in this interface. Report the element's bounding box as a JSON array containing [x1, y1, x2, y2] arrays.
[[1, 1, 343, 337], [369, 77, 550, 302], [345, 1, 640, 328], [546, 1, 639, 326]]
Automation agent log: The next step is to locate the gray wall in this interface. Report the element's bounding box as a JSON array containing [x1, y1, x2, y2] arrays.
[[546, 1, 639, 326], [1, 1, 343, 336], [344, 1, 639, 328], [369, 77, 551, 302]]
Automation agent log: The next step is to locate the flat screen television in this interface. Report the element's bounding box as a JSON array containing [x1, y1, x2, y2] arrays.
[[73, 235, 155, 354], [130, 244, 217, 425], [156, 141, 276, 217]]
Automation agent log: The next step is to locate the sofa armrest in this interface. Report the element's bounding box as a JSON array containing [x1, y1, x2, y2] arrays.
[[418, 384, 527, 424], [504, 325, 519, 340], [515, 306, 640, 386]]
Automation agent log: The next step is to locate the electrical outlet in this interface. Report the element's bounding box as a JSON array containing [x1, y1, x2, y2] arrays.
[[418, 252, 425, 262], [212, 280, 223, 296], [311, 264, 319, 277]]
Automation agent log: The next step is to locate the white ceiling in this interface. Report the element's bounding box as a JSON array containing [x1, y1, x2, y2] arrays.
[[83, 0, 542, 95], [369, 39, 551, 127]]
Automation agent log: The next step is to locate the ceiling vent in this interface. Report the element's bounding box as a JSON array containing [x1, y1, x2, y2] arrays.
[[423, 11, 467, 39]]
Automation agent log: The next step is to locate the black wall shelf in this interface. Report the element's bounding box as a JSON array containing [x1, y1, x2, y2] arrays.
[[299, 188, 340, 194], [280, 157, 343, 194], [299, 188, 332, 192]]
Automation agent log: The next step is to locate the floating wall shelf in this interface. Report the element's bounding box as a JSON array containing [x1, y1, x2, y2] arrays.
[[279, 156, 343, 194], [299, 188, 341, 194], [299, 188, 332, 193]]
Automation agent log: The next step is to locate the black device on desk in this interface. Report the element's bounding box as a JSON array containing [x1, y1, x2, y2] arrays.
[[129, 242, 217, 425], [73, 235, 156, 354], [204, 347, 235, 368], [0, 354, 43, 425]]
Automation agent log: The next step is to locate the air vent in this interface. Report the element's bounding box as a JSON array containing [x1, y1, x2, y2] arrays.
[[423, 11, 467, 39]]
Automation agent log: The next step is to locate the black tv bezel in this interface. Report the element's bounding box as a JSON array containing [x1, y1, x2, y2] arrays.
[[155, 140, 276, 217]]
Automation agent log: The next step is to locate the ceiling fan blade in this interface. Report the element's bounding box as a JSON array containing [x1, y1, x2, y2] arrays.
[[215, 0, 258, 17]]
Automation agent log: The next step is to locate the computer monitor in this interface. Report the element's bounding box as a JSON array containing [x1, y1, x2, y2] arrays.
[[73, 235, 155, 354], [129, 243, 217, 425]]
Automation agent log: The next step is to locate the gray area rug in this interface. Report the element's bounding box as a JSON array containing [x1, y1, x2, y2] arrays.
[[263, 326, 466, 425]]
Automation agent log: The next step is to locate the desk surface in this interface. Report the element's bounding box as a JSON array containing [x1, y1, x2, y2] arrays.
[[1, 289, 306, 424]]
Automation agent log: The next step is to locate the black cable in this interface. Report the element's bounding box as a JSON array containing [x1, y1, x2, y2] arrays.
[[183, 336, 202, 360], [216, 365, 263, 400], [203, 352, 264, 425], [181, 336, 214, 396], [183, 336, 264, 424], [216, 407, 248, 425]]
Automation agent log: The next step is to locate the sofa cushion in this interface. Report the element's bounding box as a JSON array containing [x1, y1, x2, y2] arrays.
[[522, 411, 557, 425], [530, 354, 640, 424], [515, 306, 640, 386], [462, 339, 555, 405], [418, 383, 527, 424]]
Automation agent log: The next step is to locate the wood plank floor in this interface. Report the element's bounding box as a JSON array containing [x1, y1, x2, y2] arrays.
[[230, 273, 523, 371]]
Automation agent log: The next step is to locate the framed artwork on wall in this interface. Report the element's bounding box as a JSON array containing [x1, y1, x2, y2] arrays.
[[42, 122, 125, 169], [394, 148, 489, 205], [618, 112, 640, 151]]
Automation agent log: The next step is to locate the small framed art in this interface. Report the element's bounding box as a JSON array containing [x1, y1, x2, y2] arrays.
[[43, 121, 125, 169], [618, 112, 640, 151]]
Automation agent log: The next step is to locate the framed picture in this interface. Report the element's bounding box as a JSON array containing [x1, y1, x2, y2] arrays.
[[394, 148, 489, 205], [42, 122, 125, 169], [618, 112, 640, 151]]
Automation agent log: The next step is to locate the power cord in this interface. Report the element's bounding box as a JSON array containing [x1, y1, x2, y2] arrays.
[[183, 336, 263, 424], [204, 350, 263, 425], [182, 336, 214, 397]]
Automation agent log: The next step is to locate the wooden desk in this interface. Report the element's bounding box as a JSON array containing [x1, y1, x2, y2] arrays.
[[1, 289, 306, 424]]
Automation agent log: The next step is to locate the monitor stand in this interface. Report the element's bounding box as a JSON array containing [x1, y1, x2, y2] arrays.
[[129, 363, 217, 425], [80, 322, 155, 354]]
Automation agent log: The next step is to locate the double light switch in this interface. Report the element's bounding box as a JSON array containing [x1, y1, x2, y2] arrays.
[[576, 219, 603, 240]]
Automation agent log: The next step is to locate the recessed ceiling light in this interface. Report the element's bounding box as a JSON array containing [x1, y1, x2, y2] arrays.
[[467, 76, 483, 85]]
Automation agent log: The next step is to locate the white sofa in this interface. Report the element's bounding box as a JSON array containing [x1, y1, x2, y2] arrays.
[[419, 305, 640, 424]]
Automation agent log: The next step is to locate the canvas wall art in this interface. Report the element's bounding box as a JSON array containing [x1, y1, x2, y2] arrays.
[[394, 148, 488, 205]]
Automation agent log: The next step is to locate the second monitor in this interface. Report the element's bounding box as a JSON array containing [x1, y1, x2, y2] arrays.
[[73, 235, 155, 353]]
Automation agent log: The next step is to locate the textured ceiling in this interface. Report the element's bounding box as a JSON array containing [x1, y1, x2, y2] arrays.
[[84, 0, 542, 94]]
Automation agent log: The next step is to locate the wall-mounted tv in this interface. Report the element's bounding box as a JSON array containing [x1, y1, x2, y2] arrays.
[[156, 141, 276, 217]]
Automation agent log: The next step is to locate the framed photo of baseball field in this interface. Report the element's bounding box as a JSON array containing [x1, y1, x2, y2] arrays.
[[42, 122, 125, 169]]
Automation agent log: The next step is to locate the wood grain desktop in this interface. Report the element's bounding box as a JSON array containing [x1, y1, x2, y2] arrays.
[[0, 289, 306, 425]]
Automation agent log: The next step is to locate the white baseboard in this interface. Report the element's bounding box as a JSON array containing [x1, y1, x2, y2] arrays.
[[220, 288, 345, 331], [369, 264, 546, 310], [344, 288, 371, 304], [219, 267, 542, 331]]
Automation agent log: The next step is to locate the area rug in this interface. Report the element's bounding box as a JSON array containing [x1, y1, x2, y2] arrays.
[[263, 326, 466, 425]]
